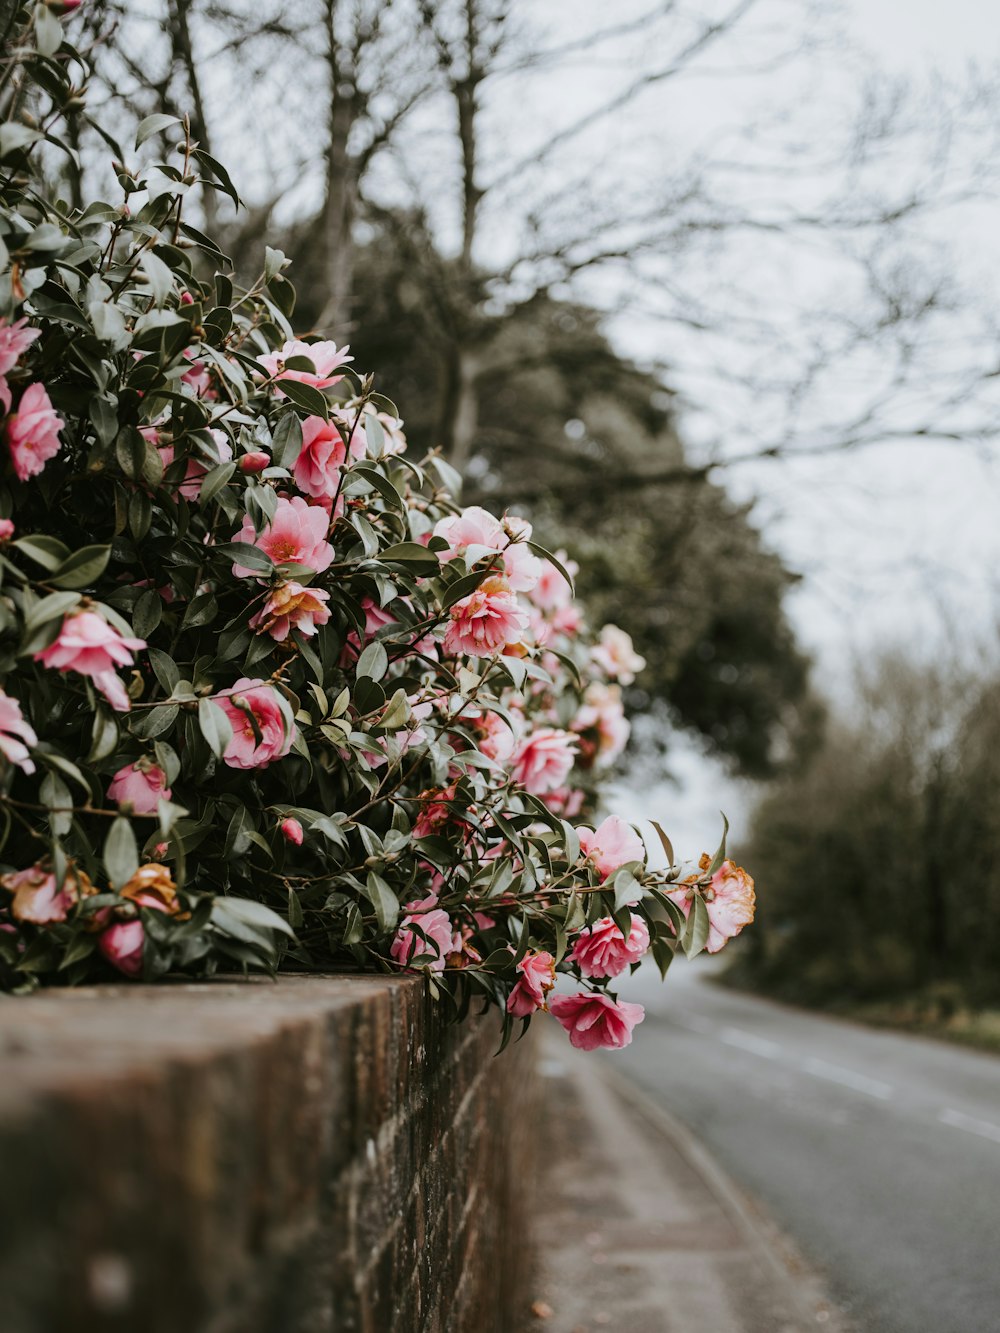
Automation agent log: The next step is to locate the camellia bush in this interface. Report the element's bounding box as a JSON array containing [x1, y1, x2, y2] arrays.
[[0, 0, 755, 1052]]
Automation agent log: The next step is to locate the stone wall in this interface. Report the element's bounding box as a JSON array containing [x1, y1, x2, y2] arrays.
[[0, 974, 537, 1332]]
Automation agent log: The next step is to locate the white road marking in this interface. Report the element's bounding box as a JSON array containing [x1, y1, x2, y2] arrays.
[[720, 1027, 782, 1059], [939, 1108, 1000, 1144], [799, 1057, 893, 1100]]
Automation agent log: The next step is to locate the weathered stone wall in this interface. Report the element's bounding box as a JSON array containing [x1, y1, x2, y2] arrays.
[[0, 975, 537, 1333]]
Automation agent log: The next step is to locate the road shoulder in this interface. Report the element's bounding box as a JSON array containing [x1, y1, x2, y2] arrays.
[[526, 1034, 850, 1333]]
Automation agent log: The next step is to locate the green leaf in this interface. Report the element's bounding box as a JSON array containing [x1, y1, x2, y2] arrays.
[[364, 872, 399, 933], [356, 639, 388, 682], [197, 697, 233, 759], [198, 460, 236, 505], [133, 589, 162, 638], [13, 534, 70, 572], [277, 378, 329, 420], [33, 3, 62, 57], [650, 820, 675, 868], [526, 541, 576, 597], [105, 817, 139, 891], [147, 648, 180, 694], [211, 895, 295, 938], [51, 544, 111, 590], [140, 251, 174, 307], [40, 771, 71, 838], [271, 410, 303, 470], [681, 893, 711, 959], [24, 590, 80, 634], [136, 113, 182, 149], [264, 247, 287, 281], [706, 813, 730, 877], [379, 542, 441, 575]]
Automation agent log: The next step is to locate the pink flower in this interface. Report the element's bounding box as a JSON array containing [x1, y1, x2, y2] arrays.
[[390, 903, 455, 972], [591, 624, 646, 685], [0, 519, 14, 541], [99, 920, 145, 978], [442, 575, 529, 657], [413, 785, 459, 839], [373, 411, 407, 455], [1, 863, 93, 924], [0, 689, 37, 774], [573, 681, 630, 766], [231, 495, 334, 577], [549, 992, 645, 1050], [667, 861, 756, 954], [511, 726, 577, 795], [6, 382, 62, 481], [257, 338, 353, 393], [432, 506, 540, 591], [217, 677, 295, 769], [578, 815, 645, 880], [281, 817, 304, 845], [433, 505, 505, 558], [249, 581, 331, 641], [478, 710, 517, 765], [107, 761, 171, 815], [0, 317, 40, 413], [540, 786, 585, 818], [569, 915, 649, 978], [507, 951, 557, 1017], [34, 611, 145, 713], [158, 428, 232, 500], [293, 414, 363, 499], [239, 450, 270, 474], [529, 552, 578, 612]]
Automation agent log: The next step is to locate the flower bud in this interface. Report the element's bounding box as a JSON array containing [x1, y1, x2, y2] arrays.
[[239, 451, 270, 474], [280, 817, 304, 846]]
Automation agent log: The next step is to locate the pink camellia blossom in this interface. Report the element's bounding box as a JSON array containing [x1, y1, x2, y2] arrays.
[[667, 860, 756, 954], [0, 689, 37, 774], [478, 710, 517, 765], [433, 505, 505, 559], [443, 575, 529, 658], [280, 817, 304, 845], [293, 414, 364, 499], [0, 519, 13, 541], [390, 900, 455, 972], [507, 950, 557, 1017], [433, 506, 541, 592], [572, 681, 630, 767], [158, 428, 232, 501], [569, 915, 650, 979], [578, 815, 645, 881], [511, 726, 577, 795], [249, 581, 331, 642], [6, 382, 62, 481], [231, 495, 334, 577], [591, 624, 646, 685], [549, 992, 645, 1051], [98, 919, 145, 978], [239, 450, 270, 474], [257, 338, 353, 393], [373, 411, 407, 455], [529, 551, 578, 612], [413, 784, 459, 840], [0, 317, 40, 413], [34, 610, 145, 713], [1, 863, 93, 924], [540, 786, 585, 819], [217, 677, 295, 769], [107, 761, 171, 815]]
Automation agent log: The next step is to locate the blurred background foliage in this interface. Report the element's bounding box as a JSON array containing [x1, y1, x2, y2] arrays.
[[730, 650, 1000, 1017]]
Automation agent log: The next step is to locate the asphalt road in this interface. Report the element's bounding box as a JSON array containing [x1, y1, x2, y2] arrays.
[[611, 961, 1000, 1333]]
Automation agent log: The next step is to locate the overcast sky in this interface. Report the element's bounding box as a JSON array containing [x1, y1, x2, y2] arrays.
[[614, 0, 1000, 852]]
